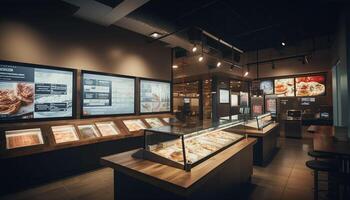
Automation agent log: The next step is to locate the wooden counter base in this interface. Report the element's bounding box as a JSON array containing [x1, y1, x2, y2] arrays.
[[225, 123, 279, 166], [101, 138, 256, 200]]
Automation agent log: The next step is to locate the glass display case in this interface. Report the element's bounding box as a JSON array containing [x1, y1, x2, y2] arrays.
[[244, 113, 274, 130], [134, 120, 244, 171]]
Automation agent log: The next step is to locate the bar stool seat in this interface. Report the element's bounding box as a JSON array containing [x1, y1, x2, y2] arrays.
[[306, 160, 338, 200], [308, 151, 334, 160]]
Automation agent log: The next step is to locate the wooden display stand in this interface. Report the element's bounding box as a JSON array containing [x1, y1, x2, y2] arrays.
[[101, 138, 256, 200], [225, 123, 279, 166]]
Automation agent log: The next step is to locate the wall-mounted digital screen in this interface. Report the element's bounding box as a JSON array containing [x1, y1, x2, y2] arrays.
[[240, 92, 249, 106], [295, 75, 325, 96], [140, 79, 171, 113], [265, 95, 277, 114], [219, 89, 230, 103], [230, 94, 238, 107], [82, 72, 135, 116], [260, 80, 273, 95], [0, 61, 74, 121], [274, 78, 295, 97]]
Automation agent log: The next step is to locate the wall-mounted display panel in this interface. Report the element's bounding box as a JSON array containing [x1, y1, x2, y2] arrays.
[[140, 79, 171, 113], [145, 118, 164, 128], [265, 95, 277, 114], [0, 61, 75, 121], [123, 119, 147, 132], [260, 80, 273, 95], [95, 121, 120, 136], [274, 78, 295, 97], [295, 75, 325, 96], [77, 124, 100, 139], [239, 92, 249, 107], [81, 71, 135, 117], [51, 125, 79, 144], [219, 89, 229, 103], [230, 93, 239, 107], [5, 128, 44, 149]]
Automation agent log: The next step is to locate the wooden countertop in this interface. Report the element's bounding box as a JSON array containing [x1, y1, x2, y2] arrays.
[[101, 138, 257, 195], [313, 126, 350, 156], [224, 123, 279, 137]]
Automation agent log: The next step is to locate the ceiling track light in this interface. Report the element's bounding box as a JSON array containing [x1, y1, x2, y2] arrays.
[[216, 61, 221, 67], [172, 65, 178, 69], [243, 66, 249, 77], [281, 42, 286, 46]]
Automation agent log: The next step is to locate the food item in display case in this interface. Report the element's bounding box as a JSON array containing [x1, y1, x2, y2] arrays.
[[51, 125, 79, 144], [260, 80, 273, 94], [5, 128, 44, 149], [163, 118, 170, 123], [145, 118, 164, 128], [95, 121, 120, 136], [296, 75, 325, 96], [0, 61, 74, 121], [140, 80, 171, 113], [77, 124, 100, 139], [123, 119, 147, 132], [82, 72, 135, 116], [274, 78, 294, 96], [151, 130, 242, 164]]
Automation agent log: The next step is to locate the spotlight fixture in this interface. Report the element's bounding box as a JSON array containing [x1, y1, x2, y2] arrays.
[[198, 55, 204, 62], [216, 61, 221, 67], [172, 65, 178, 69], [192, 45, 197, 52], [281, 42, 286, 46], [150, 32, 162, 38], [244, 71, 249, 77]]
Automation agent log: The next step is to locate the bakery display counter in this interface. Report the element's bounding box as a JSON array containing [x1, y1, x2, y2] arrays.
[[101, 121, 256, 200], [0, 113, 172, 195], [224, 113, 279, 166]]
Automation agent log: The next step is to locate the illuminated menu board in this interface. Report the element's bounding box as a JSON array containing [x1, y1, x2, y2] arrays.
[[295, 75, 325, 96], [274, 78, 294, 97], [82, 72, 135, 116], [140, 79, 171, 113], [0, 61, 74, 121], [219, 89, 230, 103]]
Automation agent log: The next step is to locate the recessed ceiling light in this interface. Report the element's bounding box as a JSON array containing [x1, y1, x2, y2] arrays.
[[172, 65, 178, 69], [281, 42, 286, 46], [198, 55, 204, 62], [150, 32, 162, 38], [216, 61, 221, 67], [244, 71, 249, 77], [192, 45, 197, 52]]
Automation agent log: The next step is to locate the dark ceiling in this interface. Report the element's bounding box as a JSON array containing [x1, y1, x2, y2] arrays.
[[131, 0, 343, 51]]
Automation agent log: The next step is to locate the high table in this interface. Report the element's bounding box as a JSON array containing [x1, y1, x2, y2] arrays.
[[101, 138, 256, 200], [313, 126, 350, 156]]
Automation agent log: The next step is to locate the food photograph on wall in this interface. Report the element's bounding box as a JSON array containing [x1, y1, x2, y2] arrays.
[[82, 72, 135, 116], [140, 80, 170, 113], [295, 75, 325, 96], [0, 61, 74, 121], [260, 80, 273, 94], [274, 78, 295, 97]]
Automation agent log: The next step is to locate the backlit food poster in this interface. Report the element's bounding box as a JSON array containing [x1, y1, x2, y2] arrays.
[[295, 75, 325, 96], [274, 78, 294, 97], [260, 80, 273, 95]]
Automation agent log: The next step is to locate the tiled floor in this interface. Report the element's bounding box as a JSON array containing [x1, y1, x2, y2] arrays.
[[1, 131, 327, 200]]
